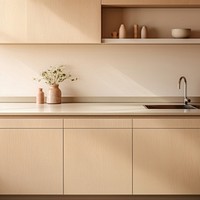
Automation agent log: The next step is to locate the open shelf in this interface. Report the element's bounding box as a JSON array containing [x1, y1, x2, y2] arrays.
[[102, 7, 200, 45], [102, 38, 200, 45]]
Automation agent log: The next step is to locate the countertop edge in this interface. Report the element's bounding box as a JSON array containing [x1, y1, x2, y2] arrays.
[[0, 103, 200, 116]]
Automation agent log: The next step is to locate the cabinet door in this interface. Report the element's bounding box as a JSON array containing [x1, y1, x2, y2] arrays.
[[0, 0, 101, 43], [0, 129, 63, 194], [64, 129, 132, 195], [0, 0, 27, 43], [133, 129, 200, 194]]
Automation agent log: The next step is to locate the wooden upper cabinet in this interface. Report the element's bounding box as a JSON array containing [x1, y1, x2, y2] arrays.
[[0, 0, 101, 43], [0, 0, 27, 43], [102, 0, 200, 7]]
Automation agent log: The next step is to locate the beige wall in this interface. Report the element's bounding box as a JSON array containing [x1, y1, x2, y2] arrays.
[[0, 45, 199, 97]]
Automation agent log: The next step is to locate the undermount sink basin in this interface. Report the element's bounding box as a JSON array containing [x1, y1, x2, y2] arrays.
[[145, 104, 199, 109]]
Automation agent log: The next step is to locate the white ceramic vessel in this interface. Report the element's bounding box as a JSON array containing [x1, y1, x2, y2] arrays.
[[119, 24, 126, 39], [141, 26, 148, 38], [171, 28, 191, 38]]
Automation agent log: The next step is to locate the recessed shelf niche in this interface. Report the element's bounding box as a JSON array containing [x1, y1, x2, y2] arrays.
[[102, 7, 200, 44]]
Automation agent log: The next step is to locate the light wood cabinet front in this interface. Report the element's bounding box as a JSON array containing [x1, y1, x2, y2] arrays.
[[133, 129, 200, 194], [133, 117, 200, 129], [0, 0, 101, 43], [0, 129, 63, 195], [64, 129, 132, 195], [0, 118, 62, 128], [64, 118, 132, 129]]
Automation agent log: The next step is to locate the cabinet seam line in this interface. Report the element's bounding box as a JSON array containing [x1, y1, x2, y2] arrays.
[[62, 119, 64, 195], [132, 118, 133, 195]]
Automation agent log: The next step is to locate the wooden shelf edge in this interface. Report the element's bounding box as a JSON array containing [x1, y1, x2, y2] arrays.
[[102, 4, 200, 8], [101, 38, 200, 45], [101, 0, 200, 8]]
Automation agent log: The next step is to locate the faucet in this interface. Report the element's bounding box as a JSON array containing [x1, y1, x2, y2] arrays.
[[178, 76, 191, 105]]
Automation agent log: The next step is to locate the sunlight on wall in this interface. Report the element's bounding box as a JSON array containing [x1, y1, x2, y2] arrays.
[[0, 45, 199, 97]]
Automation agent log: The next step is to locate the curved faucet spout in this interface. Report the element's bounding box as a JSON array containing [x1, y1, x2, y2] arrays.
[[178, 76, 191, 105]]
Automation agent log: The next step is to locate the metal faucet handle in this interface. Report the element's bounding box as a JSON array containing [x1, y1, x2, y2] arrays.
[[184, 98, 191, 105]]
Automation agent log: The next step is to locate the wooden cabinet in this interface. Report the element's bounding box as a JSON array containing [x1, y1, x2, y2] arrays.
[[0, 0, 101, 43], [0, 118, 63, 195], [102, 1, 200, 44], [3, 115, 200, 195], [133, 117, 200, 195], [64, 117, 132, 195]]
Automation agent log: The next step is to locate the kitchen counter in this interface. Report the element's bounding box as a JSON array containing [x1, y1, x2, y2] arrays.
[[0, 103, 200, 115]]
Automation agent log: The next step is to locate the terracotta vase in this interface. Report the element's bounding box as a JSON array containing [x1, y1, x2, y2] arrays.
[[133, 24, 139, 38], [36, 88, 45, 104], [47, 84, 61, 104]]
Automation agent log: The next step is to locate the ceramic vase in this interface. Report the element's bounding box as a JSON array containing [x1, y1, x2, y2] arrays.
[[119, 24, 126, 39], [36, 88, 45, 104], [133, 24, 139, 38], [47, 84, 61, 104], [111, 31, 118, 38], [141, 26, 148, 38]]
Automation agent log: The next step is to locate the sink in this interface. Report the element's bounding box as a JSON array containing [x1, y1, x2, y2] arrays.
[[145, 104, 198, 109], [192, 105, 200, 109]]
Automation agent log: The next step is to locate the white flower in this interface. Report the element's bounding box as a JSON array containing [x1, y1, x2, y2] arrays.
[[34, 65, 77, 85]]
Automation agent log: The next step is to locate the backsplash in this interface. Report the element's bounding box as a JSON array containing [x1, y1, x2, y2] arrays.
[[0, 45, 199, 97]]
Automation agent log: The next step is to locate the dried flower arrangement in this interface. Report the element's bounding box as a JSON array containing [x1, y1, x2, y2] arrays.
[[34, 65, 77, 85]]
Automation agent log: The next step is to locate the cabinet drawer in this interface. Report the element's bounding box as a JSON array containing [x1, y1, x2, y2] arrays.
[[64, 118, 132, 129], [0, 119, 62, 129], [133, 117, 200, 129]]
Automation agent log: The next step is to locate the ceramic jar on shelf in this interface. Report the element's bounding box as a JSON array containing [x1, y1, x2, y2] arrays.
[[119, 24, 126, 38], [141, 26, 148, 38], [133, 24, 139, 38]]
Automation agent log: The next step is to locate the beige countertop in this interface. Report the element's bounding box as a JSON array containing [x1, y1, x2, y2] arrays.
[[0, 103, 200, 115]]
